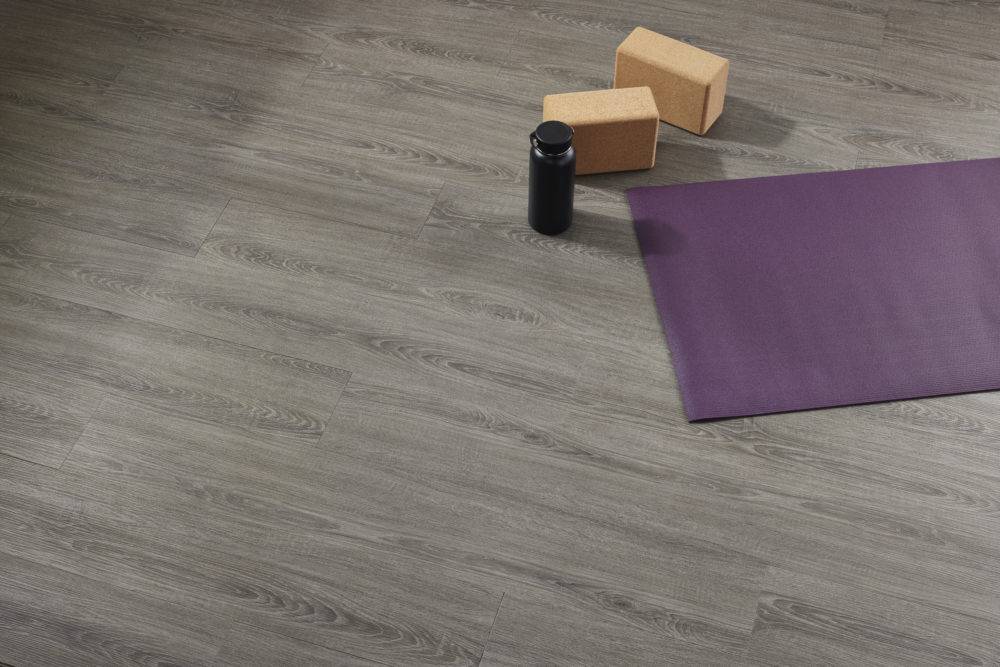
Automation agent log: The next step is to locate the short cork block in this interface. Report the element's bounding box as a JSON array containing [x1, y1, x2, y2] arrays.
[[542, 87, 659, 176], [614, 26, 729, 135]]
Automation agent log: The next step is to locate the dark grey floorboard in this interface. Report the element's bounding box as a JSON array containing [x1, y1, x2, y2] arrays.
[[0, 0, 144, 71], [2, 0, 1000, 663]]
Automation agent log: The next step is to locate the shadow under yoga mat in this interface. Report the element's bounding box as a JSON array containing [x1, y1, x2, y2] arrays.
[[627, 157, 1000, 421]]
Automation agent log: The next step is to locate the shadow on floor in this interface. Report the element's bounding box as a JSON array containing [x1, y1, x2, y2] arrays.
[[709, 96, 798, 148]]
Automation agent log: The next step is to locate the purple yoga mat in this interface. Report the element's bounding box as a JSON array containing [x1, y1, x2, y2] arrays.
[[628, 157, 1000, 421]]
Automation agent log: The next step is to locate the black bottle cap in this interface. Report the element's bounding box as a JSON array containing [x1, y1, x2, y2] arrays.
[[531, 120, 573, 155]]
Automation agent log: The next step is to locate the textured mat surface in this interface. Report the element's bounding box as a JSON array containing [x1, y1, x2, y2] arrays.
[[628, 158, 1000, 420]]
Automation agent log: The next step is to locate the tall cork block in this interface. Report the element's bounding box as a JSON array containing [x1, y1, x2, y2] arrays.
[[542, 87, 659, 176], [614, 27, 729, 135]]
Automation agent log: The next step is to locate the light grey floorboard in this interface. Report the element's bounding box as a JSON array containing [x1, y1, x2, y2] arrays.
[[0, 284, 350, 448], [744, 566, 1000, 666], [216, 628, 385, 667], [0, 552, 223, 666], [478, 582, 746, 666], [0, 430, 502, 665]]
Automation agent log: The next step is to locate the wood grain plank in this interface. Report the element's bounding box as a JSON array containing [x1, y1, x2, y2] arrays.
[[479, 582, 749, 666], [18, 0, 330, 55], [0, 215, 589, 412], [0, 284, 349, 446], [0, 76, 440, 240], [746, 567, 1000, 666], [56, 383, 763, 655], [0, 371, 104, 468], [50, 384, 765, 659], [297, 41, 526, 184], [315, 386, 767, 639], [0, 38, 122, 101], [0, 0, 143, 73], [217, 628, 385, 667], [0, 470, 228, 665], [0, 189, 682, 435], [852, 5, 1000, 166], [0, 402, 503, 665], [0, 139, 229, 255], [852, 124, 1000, 168], [0, 47, 232, 254], [325, 377, 1000, 638], [0, 548, 224, 666], [878, 6, 1000, 113]]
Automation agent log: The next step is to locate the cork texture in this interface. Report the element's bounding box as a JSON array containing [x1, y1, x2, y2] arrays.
[[542, 87, 659, 175], [614, 26, 729, 135]]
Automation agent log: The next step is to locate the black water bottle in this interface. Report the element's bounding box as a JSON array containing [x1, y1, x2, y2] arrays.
[[528, 120, 575, 235]]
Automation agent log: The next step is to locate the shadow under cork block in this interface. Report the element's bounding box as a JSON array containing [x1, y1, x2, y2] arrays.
[[516, 95, 802, 196], [644, 131, 728, 186], [708, 96, 799, 148], [647, 96, 864, 183]]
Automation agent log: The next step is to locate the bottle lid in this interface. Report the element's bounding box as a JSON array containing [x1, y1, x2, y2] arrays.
[[531, 120, 573, 155]]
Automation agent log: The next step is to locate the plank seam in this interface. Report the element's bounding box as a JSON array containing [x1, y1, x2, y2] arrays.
[[478, 590, 506, 665], [195, 197, 232, 258]]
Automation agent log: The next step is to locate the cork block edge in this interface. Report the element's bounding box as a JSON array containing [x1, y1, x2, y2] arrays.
[[699, 60, 729, 134], [616, 28, 727, 86], [699, 86, 711, 135], [574, 117, 659, 176], [542, 87, 660, 125]]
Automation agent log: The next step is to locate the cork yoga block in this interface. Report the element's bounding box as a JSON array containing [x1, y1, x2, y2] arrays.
[[614, 27, 729, 135], [542, 87, 659, 176]]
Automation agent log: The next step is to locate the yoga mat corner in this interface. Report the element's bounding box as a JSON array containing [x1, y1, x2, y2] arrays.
[[628, 158, 1000, 421]]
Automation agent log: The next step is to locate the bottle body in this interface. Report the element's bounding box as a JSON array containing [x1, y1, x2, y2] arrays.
[[528, 128, 575, 235]]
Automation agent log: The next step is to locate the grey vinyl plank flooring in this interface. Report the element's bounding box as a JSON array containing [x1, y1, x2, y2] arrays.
[[744, 567, 1000, 666], [106, 41, 322, 115], [24, 0, 332, 56], [0, 284, 349, 450], [2, 205, 667, 416], [0, 547, 225, 666], [2, 0, 1000, 663], [0, 1, 144, 69], [0, 99, 441, 239], [318, 386, 767, 636], [216, 629, 385, 667], [0, 136, 229, 255], [0, 61, 233, 254], [0, 403, 503, 665], [0, 216, 585, 411], [478, 583, 747, 666], [875, 5, 1000, 116], [0, 370, 104, 468], [0, 40, 122, 101]]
